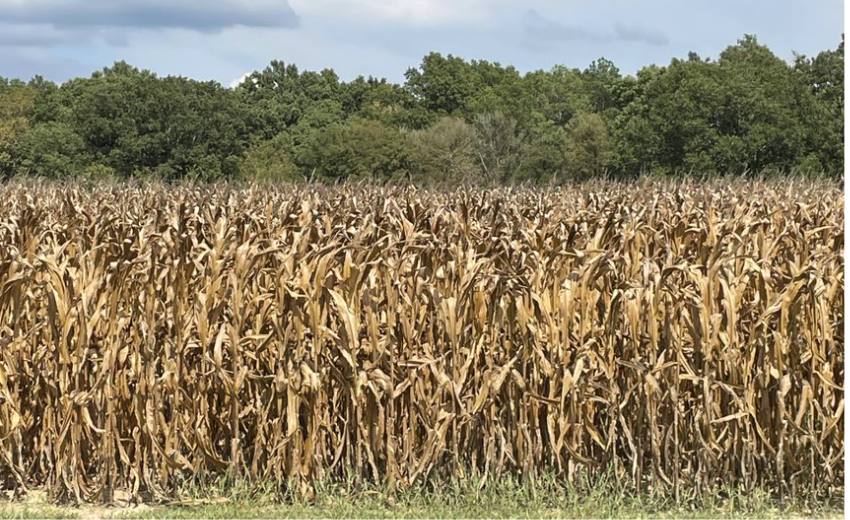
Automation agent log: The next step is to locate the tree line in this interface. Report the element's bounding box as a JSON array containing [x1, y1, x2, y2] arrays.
[[0, 35, 843, 184]]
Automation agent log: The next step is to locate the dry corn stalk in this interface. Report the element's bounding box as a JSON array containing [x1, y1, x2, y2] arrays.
[[0, 178, 843, 503]]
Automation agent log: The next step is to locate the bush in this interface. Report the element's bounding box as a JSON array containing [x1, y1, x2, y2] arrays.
[[408, 116, 479, 185], [81, 163, 119, 181], [300, 118, 409, 181], [239, 134, 300, 183], [516, 117, 569, 184], [17, 122, 88, 178], [565, 112, 611, 180]]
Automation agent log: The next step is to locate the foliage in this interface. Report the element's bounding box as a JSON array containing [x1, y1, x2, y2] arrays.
[[16, 122, 88, 177], [612, 36, 839, 176], [794, 35, 844, 173], [298, 117, 409, 180], [0, 80, 37, 176], [0, 34, 843, 182], [407, 116, 478, 185], [33, 62, 249, 179], [514, 116, 568, 183], [238, 133, 300, 183], [564, 112, 611, 180], [80, 163, 119, 182], [404, 53, 482, 115]]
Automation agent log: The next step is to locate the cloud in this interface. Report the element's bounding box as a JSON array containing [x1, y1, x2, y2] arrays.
[[614, 23, 669, 46], [522, 9, 668, 47], [0, 23, 73, 47], [523, 9, 606, 43], [291, 0, 502, 25], [0, 0, 300, 31], [228, 71, 252, 89], [0, 22, 131, 48]]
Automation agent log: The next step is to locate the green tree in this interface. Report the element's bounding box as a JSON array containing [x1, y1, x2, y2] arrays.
[[0, 79, 37, 176], [405, 53, 481, 114], [238, 60, 344, 139], [612, 36, 824, 176], [406, 55, 531, 124], [47, 62, 249, 179], [300, 118, 409, 181], [238, 133, 299, 183], [794, 36, 844, 173], [565, 113, 611, 180], [408, 116, 479, 185], [0, 36, 843, 182], [516, 116, 569, 183], [614, 58, 724, 174], [514, 66, 591, 127], [714, 35, 812, 172], [342, 76, 423, 127], [17, 122, 88, 177], [582, 58, 624, 117]]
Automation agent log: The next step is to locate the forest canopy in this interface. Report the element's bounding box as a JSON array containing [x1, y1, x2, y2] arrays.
[[0, 35, 843, 184]]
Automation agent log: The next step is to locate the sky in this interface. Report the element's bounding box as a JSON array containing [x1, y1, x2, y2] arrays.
[[0, 0, 843, 86]]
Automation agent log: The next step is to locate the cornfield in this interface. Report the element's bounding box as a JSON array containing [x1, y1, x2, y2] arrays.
[[0, 178, 843, 504]]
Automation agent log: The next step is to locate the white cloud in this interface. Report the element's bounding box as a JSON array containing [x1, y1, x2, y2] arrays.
[[0, 23, 73, 47], [0, 0, 300, 30], [290, 0, 506, 25], [228, 71, 252, 88], [522, 10, 669, 48]]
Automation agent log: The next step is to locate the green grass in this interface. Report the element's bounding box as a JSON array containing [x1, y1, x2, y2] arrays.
[[0, 475, 841, 519]]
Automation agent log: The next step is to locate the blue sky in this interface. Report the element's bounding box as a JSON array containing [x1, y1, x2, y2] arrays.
[[0, 0, 843, 85]]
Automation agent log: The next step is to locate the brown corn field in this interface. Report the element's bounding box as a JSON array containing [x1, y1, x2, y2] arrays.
[[0, 178, 843, 504]]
